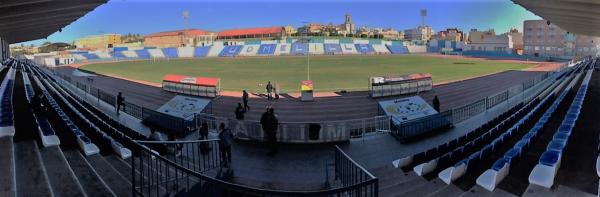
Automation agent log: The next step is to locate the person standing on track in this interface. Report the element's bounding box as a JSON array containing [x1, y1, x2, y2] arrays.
[[433, 95, 441, 112], [274, 82, 280, 100], [242, 90, 250, 111], [266, 81, 273, 100]]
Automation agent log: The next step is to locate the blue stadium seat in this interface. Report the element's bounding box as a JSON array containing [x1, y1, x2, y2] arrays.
[[162, 48, 178, 58], [546, 140, 566, 152], [111, 51, 126, 58], [539, 151, 561, 166], [354, 44, 375, 54], [386, 45, 409, 54], [194, 47, 210, 57], [135, 50, 151, 59], [323, 44, 342, 54], [81, 53, 99, 59], [504, 147, 521, 162], [257, 44, 276, 55], [219, 45, 242, 57], [492, 158, 510, 171], [291, 43, 308, 55]]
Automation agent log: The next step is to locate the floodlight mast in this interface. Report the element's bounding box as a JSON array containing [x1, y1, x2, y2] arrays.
[[302, 21, 311, 81]]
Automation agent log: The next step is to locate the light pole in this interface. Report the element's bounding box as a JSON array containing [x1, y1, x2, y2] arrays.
[[302, 21, 311, 80]]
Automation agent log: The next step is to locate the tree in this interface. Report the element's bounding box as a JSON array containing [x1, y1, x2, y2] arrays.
[[41, 41, 51, 46]]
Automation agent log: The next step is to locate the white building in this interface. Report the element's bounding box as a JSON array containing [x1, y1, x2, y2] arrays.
[[404, 26, 434, 41], [465, 29, 519, 54]]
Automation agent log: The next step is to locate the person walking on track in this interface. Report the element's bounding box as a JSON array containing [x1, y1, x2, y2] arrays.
[[242, 90, 250, 111]]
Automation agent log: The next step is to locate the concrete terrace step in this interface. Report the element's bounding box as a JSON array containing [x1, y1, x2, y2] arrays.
[[460, 185, 493, 197], [379, 176, 428, 197], [14, 140, 53, 197], [39, 146, 86, 197], [428, 184, 464, 197], [87, 155, 132, 197], [371, 166, 418, 186], [0, 137, 16, 197], [555, 185, 596, 197], [62, 150, 116, 197], [397, 178, 447, 197], [489, 188, 519, 197], [522, 184, 556, 197], [104, 155, 133, 181]]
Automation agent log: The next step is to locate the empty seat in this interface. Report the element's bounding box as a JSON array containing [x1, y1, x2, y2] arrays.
[[540, 151, 561, 167], [291, 43, 309, 55], [161, 48, 178, 58], [219, 45, 243, 57], [354, 44, 375, 54]]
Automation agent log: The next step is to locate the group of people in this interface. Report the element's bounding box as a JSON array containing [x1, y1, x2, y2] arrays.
[[265, 81, 279, 100]]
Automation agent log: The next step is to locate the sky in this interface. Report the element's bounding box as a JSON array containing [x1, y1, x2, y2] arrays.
[[16, 0, 540, 46]]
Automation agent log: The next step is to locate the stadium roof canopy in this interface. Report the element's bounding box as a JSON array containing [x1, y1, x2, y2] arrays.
[[0, 0, 107, 44], [145, 29, 212, 38], [512, 0, 600, 36]]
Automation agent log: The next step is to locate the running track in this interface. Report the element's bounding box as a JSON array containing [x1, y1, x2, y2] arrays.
[[55, 67, 550, 122]]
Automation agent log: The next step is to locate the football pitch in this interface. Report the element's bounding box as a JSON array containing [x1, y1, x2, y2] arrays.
[[80, 55, 533, 92]]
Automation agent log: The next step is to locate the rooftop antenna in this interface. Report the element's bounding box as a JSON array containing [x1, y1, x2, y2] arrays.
[[420, 9, 427, 27]]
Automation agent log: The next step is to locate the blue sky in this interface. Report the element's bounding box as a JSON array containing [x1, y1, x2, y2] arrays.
[[17, 0, 540, 46]]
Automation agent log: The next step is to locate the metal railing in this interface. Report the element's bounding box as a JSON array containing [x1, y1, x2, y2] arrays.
[[136, 140, 222, 173], [52, 70, 390, 142], [449, 71, 554, 124], [391, 110, 453, 141], [51, 72, 196, 136], [390, 68, 559, 142], [195, 114, 391, 143], [130, 142, 378, 197]]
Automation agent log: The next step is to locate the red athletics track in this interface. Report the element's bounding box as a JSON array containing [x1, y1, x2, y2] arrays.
[[55, 60, 563, 122]]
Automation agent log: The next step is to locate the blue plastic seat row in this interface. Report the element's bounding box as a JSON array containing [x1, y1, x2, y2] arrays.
[[37, 70, 131, 158], [354, 44, 375, 54], [386, 45, 409, 54], [537, 70, 591, 168], [408, 93, 542, 172], [0, 80, 14, 127], [491, 82, 570, 171], [451, 92, 550, 172], [161, 48, 178, 58], [34, 76, 92, 146], [219, 45, 243, 57], [414, 84, 548, 175]]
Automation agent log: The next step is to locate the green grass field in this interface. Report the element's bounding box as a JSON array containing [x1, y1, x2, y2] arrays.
[[80, 55, 533, 92]]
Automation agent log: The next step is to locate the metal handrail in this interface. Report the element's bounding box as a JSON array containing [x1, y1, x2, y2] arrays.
[[131, 141, 378, 196], [334, 145, 376, 180], [134, 139, 219, 144]]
